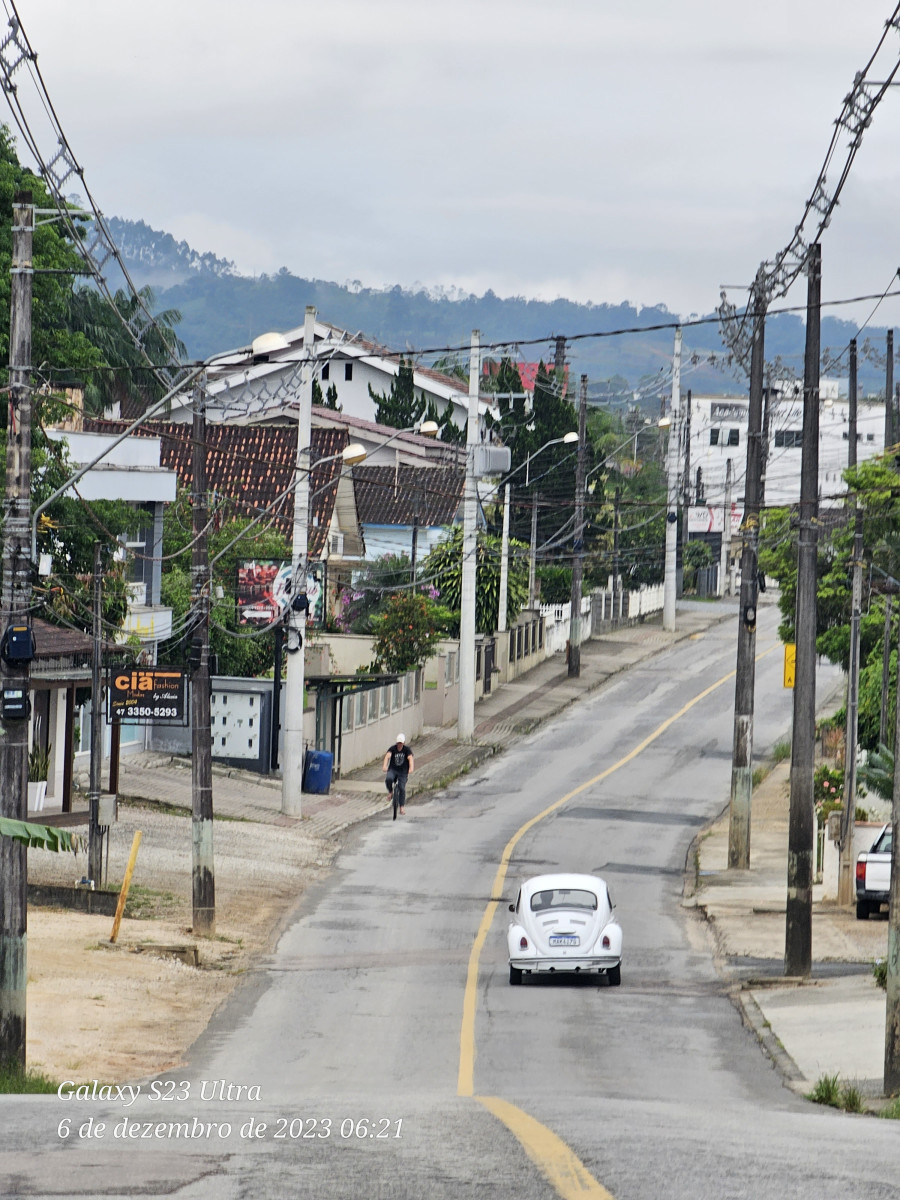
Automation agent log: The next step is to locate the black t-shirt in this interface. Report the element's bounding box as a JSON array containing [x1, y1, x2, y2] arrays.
[[387, 744, 413, 775]]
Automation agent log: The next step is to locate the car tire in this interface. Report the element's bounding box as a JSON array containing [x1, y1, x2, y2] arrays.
[[607, 963, 621, 987], [856, 900, 871, 921], [509, 964, 523, 986]]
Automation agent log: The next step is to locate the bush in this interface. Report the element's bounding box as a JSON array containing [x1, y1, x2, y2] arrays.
[[370, 592, 452, 674], [873, 959, 887, 991]]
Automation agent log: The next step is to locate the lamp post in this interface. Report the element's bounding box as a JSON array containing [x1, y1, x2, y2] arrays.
[[520, 432, 579, 607], [458, 331, 480, 743]]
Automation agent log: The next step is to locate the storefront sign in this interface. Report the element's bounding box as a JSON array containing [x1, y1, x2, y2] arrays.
[[108, 667, 186, 723]]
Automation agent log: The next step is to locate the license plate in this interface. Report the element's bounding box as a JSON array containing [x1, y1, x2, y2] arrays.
[[549, 935, 580, 947]]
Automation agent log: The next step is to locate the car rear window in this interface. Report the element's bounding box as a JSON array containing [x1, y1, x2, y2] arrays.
[[873, 829, 893, 855], [530, 889, 598, 912]]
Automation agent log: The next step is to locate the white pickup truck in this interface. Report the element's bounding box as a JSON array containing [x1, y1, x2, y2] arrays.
[[856, 824, 892, 920]]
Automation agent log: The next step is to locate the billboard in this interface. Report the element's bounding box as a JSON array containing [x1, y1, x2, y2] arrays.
[[108, 667, 186, 724], [236, 560, 325, 628], [687, 504, 743, 535], [236, 560, 292, 627]]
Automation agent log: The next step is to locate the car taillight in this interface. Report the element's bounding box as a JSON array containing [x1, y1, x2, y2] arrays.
[[519, 936, 528, 949], [856, 858, 867, 888], [602, 935, 611, 949]]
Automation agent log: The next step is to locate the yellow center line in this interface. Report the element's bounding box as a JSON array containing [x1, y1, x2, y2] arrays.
[[458, 645, 777, 1197]]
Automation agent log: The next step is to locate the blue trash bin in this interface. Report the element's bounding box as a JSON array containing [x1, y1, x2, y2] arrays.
[[303, 749, 333, 795]]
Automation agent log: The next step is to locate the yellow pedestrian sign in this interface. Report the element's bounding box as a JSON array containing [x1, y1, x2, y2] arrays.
[[783, 643, 796, 689]]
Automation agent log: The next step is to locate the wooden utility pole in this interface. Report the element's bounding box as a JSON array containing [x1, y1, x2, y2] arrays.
[[0, 192, 33, 1070], [838, 339, 862, 905], [882, 597, 894, 751], [567, 375, 588, 677], [728, 280, 765, 871], [191, 379, 215, 935], [886, 330, 894, 452], [884, 640, 900, 1093], [88, 540, 103, 883], [681, 389, 692, 553], [785, 242, 822, 978]]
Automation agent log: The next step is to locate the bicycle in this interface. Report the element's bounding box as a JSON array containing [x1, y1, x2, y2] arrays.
[[391, 777, 401, 821]]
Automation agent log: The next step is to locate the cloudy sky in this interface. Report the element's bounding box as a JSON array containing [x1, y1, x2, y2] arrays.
[[9, 1, 900, 324]]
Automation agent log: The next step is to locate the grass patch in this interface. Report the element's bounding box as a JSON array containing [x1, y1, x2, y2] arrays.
[[873, 959, 887, 991], [0, 1065, 59, 1093], [751, 766, 768, 789], [772, 740, 791, 764], [807, 1072, 868, 1113], [880, 1097, 900, 1119], [123, 884, 182, 921]]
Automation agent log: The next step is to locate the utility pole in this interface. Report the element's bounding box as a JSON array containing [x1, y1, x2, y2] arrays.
[[728, 278, 766, 871], [681, 389, 692, 554], [663, 328, 682, 631], [528, 492, 538, 608], [838, 339, 862, 905], [191, 378, 215, 935], [884, 638, 900, 1093], [612, 487, 621, 625], [886, 330, 894, 452], [785, 242, 822, 979], [882, 598, 894, 750], [410, 515, 419, 587], [498, 483, 510, 634], [283, 305, 316, 816], [568, 375, 588, 677], [457, 330, 480, 742], [720, 458, 733, 597], [0, 192, 33, 1071], [88, 541, 103, 883]]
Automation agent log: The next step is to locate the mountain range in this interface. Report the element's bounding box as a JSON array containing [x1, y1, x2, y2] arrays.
[[105, 217, 893, 406]]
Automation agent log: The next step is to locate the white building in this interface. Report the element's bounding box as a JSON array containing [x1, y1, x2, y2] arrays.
[[683, 383, 885, 518]]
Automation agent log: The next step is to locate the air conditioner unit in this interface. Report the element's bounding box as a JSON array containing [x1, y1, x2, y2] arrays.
[[329, 533, 344, 558]]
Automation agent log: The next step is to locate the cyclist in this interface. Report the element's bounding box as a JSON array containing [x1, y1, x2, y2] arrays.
[[383, 733, 414, 815]]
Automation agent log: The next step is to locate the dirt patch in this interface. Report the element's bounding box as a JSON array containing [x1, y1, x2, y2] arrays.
[[25, 798, 337, 1083]]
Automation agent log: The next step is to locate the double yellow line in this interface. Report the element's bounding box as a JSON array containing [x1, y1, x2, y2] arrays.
[[458, 649, 775, 1199]]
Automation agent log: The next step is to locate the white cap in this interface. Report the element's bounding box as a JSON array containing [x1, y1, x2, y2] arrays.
[[396, 732, 406, 742]]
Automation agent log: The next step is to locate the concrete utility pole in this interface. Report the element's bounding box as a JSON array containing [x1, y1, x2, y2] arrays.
[[457, 330, 480, 742], [839, 339, 862, 905], [0, 192, 33, 1071], [498, 483, 510, 634], [283, 306, 316, 816], [884, 640, 900, 1093], [568, 375, 588, 677], [190, 379, 215, 934], [88, 541, 103, 883], [886, 329, 894, 452], [663, 328, 682, 632], [728, 281, 766, 871], [719, 458, 733, 597], [785, 242, 822, 979], [611, 487, 621, 625], [528, 492, 538, 607]]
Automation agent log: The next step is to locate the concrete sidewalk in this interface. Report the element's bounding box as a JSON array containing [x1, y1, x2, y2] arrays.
[[688, 760, 890, 1100], [65, 596, 895, 1103]]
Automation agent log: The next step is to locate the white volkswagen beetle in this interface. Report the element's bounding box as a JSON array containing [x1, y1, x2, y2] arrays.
[[507, 873, 622, 986]]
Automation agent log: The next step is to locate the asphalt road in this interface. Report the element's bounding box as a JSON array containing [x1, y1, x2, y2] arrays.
[[4, 607, 900, 1199]]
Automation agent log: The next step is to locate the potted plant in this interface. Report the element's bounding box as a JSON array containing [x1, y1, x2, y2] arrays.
[[28, 742, 51, 812]]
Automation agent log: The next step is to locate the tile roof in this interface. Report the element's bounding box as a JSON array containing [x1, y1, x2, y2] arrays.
[[83, 420, 349, 558], [353, 465, 464, 527]]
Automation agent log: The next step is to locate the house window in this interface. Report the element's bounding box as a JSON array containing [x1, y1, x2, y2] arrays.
[[356, 690, 367, 726], [321, 363, 330, 381], [392, 680, 402, 711], [381, 685, 391, 718], [342, 698, 353, 733], [774, 430, 803, 448], [709, 428, 720, 446], [344, 362, 353, 382], [727, 429, 740, 446]]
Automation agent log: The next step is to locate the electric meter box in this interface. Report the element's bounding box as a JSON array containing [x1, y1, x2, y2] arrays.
[[1, 685, 29, 720]]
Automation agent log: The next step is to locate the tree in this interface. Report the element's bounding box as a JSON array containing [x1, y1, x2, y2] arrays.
[[369, 357, 425, 429], [371, 592, 451, 673], [421, 526, 529, 635], [159, 489, 291, 677], [312, 377, 341, 411]]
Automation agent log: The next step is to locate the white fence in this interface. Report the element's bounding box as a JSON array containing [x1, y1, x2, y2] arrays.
[[540, 596, 592, 654]]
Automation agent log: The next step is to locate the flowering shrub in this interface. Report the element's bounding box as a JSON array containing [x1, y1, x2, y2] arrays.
[[814, 764, 844, 828], [371, 592, 453, 674]]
